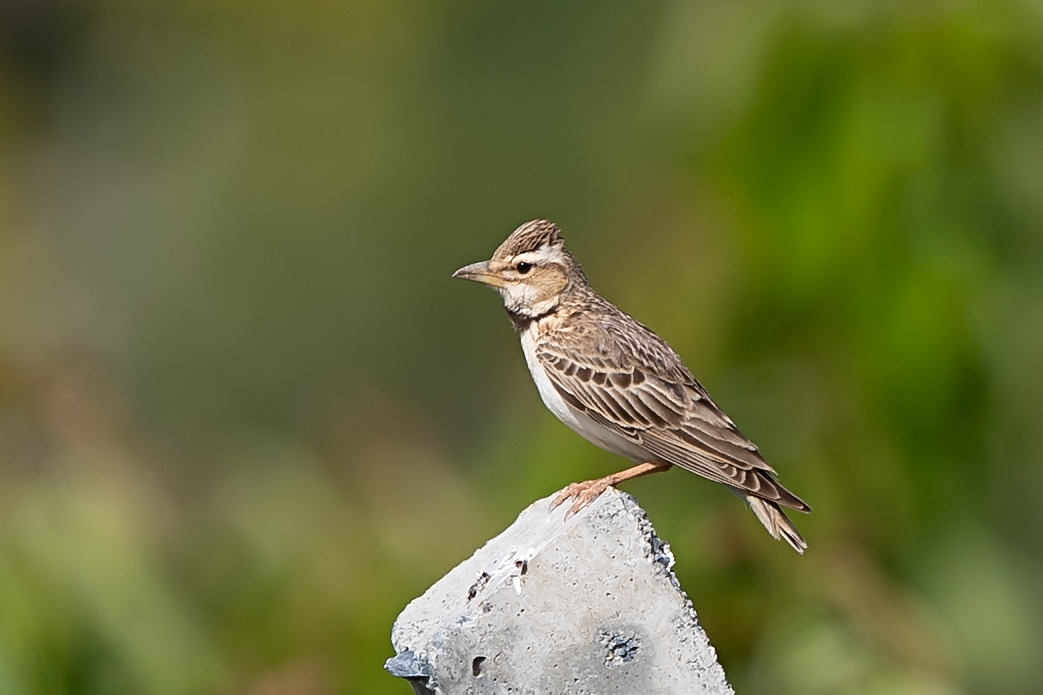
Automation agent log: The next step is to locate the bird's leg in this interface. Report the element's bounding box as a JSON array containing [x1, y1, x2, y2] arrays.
[[552, 462, 672, 516]]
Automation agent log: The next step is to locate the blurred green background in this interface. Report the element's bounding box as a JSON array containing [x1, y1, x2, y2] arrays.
[[1, 0, 1042, 693]]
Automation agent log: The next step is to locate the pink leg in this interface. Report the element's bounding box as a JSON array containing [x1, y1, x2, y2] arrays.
[[552, 462, 672, 516]]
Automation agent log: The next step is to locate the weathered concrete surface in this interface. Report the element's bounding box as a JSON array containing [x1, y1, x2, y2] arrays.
[[385, 488, 734, 695]]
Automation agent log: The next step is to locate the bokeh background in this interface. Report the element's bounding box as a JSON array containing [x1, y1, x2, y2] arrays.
[[1, 0, 1043, 693]]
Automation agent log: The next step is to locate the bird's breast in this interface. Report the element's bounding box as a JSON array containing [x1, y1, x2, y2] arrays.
[[519, 325, 650, 463], [519, 326, 582, 428]]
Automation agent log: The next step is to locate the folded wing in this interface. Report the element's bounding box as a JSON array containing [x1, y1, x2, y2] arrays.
[[537, 314, 810, 512]]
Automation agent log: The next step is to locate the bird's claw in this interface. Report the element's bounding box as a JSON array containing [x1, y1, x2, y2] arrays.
[[551, 478, 612, 518]]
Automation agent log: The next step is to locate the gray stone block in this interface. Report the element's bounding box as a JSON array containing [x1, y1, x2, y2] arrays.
[[385, 488, 734, 695]]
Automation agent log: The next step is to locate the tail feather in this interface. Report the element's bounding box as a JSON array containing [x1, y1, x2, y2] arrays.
[[745, 495, 808, 554]]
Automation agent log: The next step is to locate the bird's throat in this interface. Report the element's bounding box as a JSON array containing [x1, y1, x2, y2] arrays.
[[505, 307, 537, 331], [503, 295, 561, 331]]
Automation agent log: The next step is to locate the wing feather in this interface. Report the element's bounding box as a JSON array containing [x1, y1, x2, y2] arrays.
[[536, 303, 809, 511]]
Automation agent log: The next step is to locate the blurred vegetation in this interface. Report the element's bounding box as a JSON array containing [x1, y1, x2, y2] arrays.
[[1, 0, 1042, 693]]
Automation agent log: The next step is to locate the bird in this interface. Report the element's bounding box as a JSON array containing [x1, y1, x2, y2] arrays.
[[453, 219, 811, 553]]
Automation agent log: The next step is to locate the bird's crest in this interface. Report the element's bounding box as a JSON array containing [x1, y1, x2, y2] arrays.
[[492, 220, 564, 262]]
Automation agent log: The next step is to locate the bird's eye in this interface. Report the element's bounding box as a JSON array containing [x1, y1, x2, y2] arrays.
[[516, 262, 533, 274]]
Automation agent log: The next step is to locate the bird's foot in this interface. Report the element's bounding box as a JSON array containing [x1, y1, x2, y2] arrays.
[[551, 477, 613, 517]]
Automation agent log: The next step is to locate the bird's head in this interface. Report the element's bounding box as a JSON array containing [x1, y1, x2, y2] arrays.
[[453, 220, 587, 319]]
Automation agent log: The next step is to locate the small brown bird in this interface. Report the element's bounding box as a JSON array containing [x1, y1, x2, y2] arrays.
[[454, 220, 811, 553]]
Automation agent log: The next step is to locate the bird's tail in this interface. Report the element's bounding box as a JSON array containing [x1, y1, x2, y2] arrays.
[[745, 495, 808, 554]]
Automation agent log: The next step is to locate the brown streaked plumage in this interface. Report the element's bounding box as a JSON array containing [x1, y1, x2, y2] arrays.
[[453, 219, 811, 553]]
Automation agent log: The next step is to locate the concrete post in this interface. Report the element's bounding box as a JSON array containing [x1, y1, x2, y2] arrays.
[[385, 488, 734, 695]]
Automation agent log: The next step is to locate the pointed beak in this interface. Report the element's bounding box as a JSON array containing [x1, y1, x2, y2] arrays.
[[452, 260, 504, 287]]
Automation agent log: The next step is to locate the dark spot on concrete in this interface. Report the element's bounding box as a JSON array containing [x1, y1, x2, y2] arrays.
[[472, 656, 486, 677], [467, 571, 491, 600], [600, 630, 641, 667]]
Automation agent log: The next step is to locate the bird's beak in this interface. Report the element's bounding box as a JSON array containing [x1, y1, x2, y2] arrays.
[[452, 260, 504, 288]]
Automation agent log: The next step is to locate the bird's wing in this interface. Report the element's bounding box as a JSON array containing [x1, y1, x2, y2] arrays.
[[537, 309, 809, 511]]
